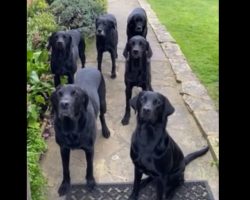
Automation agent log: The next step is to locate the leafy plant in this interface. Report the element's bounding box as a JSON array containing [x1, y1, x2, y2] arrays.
[[27, 49, 53, 200], [28, 0, 49, 18], [27, 11, 58, 50], [49, 0, 106, 38]]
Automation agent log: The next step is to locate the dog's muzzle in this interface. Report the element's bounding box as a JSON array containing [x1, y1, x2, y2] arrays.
[[96, 29, 105, 36]]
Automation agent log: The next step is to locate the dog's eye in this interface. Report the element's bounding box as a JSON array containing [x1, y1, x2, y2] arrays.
[[58, 91, 63, 97], [139, 41, 142, 46], [140, 96, 147, 103], [71, 90, 76, 96], [63, 35, 66, 39], [153, 99, 161, 105], [132, 41, 135, 46]]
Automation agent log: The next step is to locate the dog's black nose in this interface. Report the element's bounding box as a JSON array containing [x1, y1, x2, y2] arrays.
[[143, 107, 151, 114], [136, 27, 142, 31], [133, 49, 139, 54], [97, 29, 102, 33], [60, 101, 69, 109]]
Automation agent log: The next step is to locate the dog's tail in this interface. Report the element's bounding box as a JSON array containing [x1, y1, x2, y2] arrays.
[[184, 146, 209, 166]]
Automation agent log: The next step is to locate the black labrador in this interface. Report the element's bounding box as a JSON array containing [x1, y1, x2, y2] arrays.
[[51, 68, 110, 196], [128, 91, 209, 200], [47, 29, 86, 87], [121, 35, 153, 125], [127, 7, 148, 41], [96, 14, 118, 78]]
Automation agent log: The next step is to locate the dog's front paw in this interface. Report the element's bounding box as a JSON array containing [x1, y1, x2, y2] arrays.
[[58, 180, 71, 196], [102, 127, 110, 138], [111, 73, 116, 79], [86, 177, 96, 191], [121, 115, 130, 125], [128, 193, 138, 200]]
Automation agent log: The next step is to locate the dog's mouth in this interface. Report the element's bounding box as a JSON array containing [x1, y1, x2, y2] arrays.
[[131, 53, 141, 59]]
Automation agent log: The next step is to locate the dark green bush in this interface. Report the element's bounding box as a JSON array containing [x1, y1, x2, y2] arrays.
[[49, 0, 107, 38]]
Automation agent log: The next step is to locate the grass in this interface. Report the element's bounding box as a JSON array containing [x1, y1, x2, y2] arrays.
[[147, 0, 218, 109]]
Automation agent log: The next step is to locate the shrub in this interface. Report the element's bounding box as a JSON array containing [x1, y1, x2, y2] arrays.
[[27, 0, 58, 50], [49, 0, 106, 38], [27, 49, 54, 200]]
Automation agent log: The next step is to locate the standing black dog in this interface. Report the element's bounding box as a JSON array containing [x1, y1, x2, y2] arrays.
[[96, 14, 118, 78], [121, 35, 153, 125], [126, 7, 148, 41], [47, 29, 86, 87], [51, 68, 110, 196], [128, 91, 209, 200]]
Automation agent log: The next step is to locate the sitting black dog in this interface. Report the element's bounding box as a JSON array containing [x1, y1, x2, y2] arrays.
[[51, 68, 110, 196], [126, 7, 148, 40], [96, 14, 118, 78], [121, 35, 153, 125], [47, 29, 86, 87], [128, 91, 209, 200]]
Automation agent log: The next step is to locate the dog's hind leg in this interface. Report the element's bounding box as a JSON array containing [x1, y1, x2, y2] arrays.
[[98, 75, 110, 138], [58, 147, 71, 196], [78, 38, 85, 68]]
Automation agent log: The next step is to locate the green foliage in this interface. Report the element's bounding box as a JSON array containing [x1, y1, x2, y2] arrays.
[[49, 0, 106, 38], [28, 0, 49, 17], [27, 49, 53, 200], [27, 0, 58, 50]]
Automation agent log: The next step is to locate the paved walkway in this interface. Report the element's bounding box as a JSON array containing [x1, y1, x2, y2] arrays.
[[41, 0, 218, 199]]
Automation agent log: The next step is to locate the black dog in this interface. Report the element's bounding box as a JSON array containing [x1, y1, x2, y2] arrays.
[[126, 7, 148, 40], [128, 91, 209, 200], [51, 68, 110, 196], [47, 29, 86, 87], [96, 14, 118, 78], [121, 35, 153, 125]]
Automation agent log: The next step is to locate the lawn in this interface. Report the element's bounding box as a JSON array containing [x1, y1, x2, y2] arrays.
[[147, 0, 218, 108]]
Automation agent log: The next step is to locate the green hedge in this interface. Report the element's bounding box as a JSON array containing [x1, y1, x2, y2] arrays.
[[49, 0, 107, 38]]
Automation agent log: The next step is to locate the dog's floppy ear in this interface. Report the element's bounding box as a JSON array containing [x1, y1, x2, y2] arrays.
[[160, 93, 175, 125], [66, 34, 72, 51], [95, 17, 99, 28], [109, 19, 117, 29], [146, 41, 153, 58], [50, 85, 62, 114], [47, 32, 56, 50], [82, 90, 89, 109], [123, 42, 130, 58], [130, 91, 145, 113]]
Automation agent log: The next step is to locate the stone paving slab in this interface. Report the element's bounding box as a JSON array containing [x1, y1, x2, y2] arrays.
[[41, 0, 218, 199]]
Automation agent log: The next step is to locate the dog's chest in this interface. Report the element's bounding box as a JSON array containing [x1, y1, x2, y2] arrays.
[[131, 139, 164, 177]]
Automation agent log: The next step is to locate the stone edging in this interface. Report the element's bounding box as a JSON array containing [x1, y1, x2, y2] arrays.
[[138, 0, 219, 164]]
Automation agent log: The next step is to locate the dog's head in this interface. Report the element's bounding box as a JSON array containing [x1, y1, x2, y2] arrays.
[[96, 15, 116, 37], [130, 91, 175, 125], [47, 31, 72, 53], [128, 11, 147, 34], [51, 85, 89, 128], [123, 35, 152, 59]]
